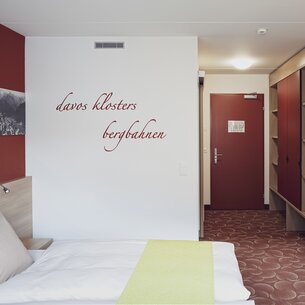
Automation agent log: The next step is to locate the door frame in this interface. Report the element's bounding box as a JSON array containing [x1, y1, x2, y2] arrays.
[[199, 78, 204, 238]]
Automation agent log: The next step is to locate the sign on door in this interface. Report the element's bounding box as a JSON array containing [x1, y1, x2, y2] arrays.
[[228, 120, 245, 133]]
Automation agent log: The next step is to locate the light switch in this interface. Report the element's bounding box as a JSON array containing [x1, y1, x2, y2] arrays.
[[179, 163, 188, 176]]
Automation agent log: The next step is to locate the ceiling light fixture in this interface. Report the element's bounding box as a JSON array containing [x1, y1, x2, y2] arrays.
[[231, 58, 254, 70], [257, 28, 268, 35]]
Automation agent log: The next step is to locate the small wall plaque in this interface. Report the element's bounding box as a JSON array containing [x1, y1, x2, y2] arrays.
[[228, 120, 245, 133]]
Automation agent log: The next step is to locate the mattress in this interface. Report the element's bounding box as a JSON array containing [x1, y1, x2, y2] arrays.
[[0, 240, 254, 305]]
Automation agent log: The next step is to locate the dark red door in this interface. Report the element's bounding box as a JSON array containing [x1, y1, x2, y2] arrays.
[[278, 71, 301, 209], [211, 94, 264, 210]]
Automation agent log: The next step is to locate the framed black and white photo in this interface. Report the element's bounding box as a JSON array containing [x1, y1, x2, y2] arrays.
[[0, 88, 25, 135]]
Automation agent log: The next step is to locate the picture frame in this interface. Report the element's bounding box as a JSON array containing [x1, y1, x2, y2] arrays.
[[0, 88, 25, 135]]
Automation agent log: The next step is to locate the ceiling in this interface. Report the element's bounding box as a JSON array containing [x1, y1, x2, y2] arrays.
[[1, 0, 305, 74]]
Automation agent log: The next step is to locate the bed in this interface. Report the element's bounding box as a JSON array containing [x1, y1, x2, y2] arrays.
[[0, 178, 254, 305], [0, 239, 254, 305]]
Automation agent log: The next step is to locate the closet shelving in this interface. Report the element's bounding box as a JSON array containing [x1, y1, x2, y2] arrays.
[[270, 84, 278, 190], [269, 66, 305, 230]]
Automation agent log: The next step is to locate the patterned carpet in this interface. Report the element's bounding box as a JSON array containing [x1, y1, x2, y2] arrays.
[[203, 210, 305, 305]]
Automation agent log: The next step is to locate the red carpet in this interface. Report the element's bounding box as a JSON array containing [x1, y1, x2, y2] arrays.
[[203, 210, 305, 305]]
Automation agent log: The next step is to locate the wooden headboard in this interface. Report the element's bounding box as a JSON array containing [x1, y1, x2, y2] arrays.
[[0, 177, 32, 239]]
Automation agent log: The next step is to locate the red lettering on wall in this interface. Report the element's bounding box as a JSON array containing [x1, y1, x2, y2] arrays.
[[56, 92, 87, 112], [55, 91, 166, 153], [102, 119, 166, 152], [92, 92, 137, 111]]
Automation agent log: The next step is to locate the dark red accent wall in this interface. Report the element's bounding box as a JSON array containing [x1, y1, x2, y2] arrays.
[[0, 25, 25, 183]]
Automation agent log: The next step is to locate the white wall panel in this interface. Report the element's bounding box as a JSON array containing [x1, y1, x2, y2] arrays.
[[26, 37, 199, 240]]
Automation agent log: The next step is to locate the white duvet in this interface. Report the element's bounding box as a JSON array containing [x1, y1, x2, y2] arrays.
[[0, 240, 254, 305]]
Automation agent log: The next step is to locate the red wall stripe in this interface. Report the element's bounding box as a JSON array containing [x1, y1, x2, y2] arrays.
[[0, 24, 25, 183]]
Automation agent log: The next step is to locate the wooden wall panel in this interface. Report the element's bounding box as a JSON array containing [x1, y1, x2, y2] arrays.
[[0, 177, 32, 239]]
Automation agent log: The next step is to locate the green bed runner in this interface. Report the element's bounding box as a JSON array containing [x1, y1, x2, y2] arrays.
[[117, 240, 215, 305]]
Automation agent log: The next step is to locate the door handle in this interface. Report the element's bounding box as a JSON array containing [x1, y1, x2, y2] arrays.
[[214, 148, 223, 164]]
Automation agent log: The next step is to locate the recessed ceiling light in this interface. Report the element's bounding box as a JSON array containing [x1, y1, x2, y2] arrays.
[[257, 28, 268, 35], [231, 58, 254, 70]]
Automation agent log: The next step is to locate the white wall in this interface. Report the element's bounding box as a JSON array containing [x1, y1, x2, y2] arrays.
[[202, 74, 270, 205], [26, 37, 199, 240]]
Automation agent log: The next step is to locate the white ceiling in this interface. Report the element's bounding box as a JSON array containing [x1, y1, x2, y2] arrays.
[[1, 0, 305, 73]]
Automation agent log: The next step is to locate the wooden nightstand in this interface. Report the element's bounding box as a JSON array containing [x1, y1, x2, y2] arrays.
[[22, 238, 53, 250]]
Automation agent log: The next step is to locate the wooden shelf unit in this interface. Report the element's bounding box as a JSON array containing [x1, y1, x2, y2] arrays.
[[270, 187, 305, 231], [269, 47, 305, 231], [270, 71, 301, 209], [269, 66, 305, 231], [270, 85, 279, 192]]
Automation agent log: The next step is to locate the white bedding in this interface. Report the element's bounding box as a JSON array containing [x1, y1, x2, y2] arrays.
[[28, 250, 45, 262], [0, 241, 254, 305]]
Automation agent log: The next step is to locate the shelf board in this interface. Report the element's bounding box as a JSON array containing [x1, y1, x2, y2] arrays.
[[271, 109, 278, 114], [270, 187, 305, 218], [270, 186, 278, 194]]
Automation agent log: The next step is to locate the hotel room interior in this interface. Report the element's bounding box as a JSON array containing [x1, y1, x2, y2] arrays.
[[0, 1, 305, 304]]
